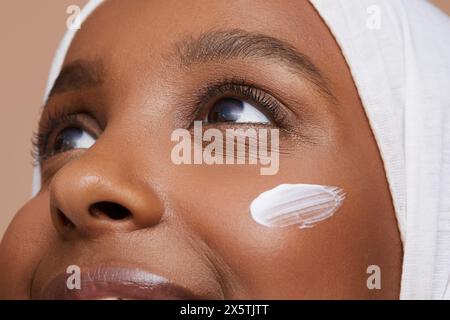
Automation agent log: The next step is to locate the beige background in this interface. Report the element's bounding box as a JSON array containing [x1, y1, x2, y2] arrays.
[[1, 1, 449, 239]]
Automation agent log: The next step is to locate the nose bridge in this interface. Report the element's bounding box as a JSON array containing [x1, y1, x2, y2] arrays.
[[48, 145, 165, 239]]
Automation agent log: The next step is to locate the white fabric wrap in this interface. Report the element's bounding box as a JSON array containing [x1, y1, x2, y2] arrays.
[[309, 0, 450, 299]]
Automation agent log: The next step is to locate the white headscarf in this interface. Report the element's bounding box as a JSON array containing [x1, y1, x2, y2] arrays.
[[33, 0, 450, 299]]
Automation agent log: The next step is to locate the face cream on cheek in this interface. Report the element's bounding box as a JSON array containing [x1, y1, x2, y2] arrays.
[[250, 184, 346, 229]]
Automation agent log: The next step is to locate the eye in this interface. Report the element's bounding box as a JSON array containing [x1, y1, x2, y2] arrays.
[[206, 98, 271, 124], [52, 127, 96, 155]]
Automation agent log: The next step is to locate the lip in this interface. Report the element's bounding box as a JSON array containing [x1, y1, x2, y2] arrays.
[[37, 265, 200, 300]]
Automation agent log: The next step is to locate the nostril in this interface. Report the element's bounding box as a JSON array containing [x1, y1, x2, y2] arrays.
[[89, 201, 132, 221]]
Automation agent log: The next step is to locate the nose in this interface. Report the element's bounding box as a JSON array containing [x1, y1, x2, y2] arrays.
[[49, 157, 164, 239]]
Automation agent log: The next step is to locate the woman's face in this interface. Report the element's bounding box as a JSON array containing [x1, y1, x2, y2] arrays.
[[0, 0, 402, 299]]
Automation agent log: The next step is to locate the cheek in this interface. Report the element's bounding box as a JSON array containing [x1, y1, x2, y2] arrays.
[[0, 191, 56, 299], [185, 187, 354, 299], [167, 164, 350, 297], [167, 151, 398, 298]]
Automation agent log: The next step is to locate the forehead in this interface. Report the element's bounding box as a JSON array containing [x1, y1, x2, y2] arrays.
[[64, 0, 331, 72]]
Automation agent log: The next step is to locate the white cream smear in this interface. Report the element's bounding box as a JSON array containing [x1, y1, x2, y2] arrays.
[[250, 184, 346, 229]]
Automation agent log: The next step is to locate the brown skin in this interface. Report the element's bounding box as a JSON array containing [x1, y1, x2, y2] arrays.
[[0, 0, 402, 299]]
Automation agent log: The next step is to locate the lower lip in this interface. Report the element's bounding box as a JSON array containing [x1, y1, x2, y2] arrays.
[[38, 265, 198, 300]]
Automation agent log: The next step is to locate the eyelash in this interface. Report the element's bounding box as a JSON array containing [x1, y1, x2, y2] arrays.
[[32, 79, 287, 164], [31, 107, 86, 165], [189, 78, 287, 127]]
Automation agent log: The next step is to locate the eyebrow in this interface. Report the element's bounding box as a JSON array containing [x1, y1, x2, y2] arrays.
[[174, 29, 336, 102], [48, 30, 336, 102], [48, 60, 103, 98]]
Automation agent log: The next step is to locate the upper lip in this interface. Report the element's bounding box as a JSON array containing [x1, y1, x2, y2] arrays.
[[36, 265, 201, 300]]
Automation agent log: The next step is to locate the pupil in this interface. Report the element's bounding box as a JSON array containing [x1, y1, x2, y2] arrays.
[[208, 98, 244, 122], [54, 127, 83, 153]]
